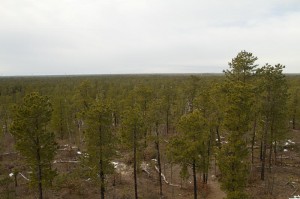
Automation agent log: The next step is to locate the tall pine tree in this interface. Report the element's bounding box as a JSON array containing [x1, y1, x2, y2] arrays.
[[11, 92, 57, 199], [218, 51, 257, 199]]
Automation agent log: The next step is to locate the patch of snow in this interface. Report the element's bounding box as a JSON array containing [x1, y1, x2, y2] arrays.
[[9, 173, 13, 177], [110, 161, 129, 175], [84, 153, 89, 158], [284, 149, 288, 152], [141, 162, 151, 176], [288, 140, 295, 144], [285, 142, 290, 146], [289, 195, 300, 199], [77, 151, 82, 155], [211, 175, 216, 181], [111, 161, 118, 168], [152, 159, 157, 162]]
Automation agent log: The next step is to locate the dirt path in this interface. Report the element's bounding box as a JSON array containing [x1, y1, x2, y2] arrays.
[[207, 179, 226, 199]]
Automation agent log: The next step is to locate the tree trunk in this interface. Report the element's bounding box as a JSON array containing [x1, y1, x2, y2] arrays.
[[37, 143, 43, 199], [192, 159, 197, 199], [204, 133, 212, 184], [14, 174, 18, 187], [216, 125, 222, 149], [100, 158, 105, 199], [292, 115, 296, 129], [113, 112, 118, 127], [261, 120, 268, 181], [59, 100, 64, 139], [133, 127, 138, 199], [155, 123, 163, 197], [274, 140, 277, 165], [99, 125, 105, 199], [166, 111, 169, 135], [4, 114, 8, 134], [292, 93, 297, 129], [171, 163, 174, 199], [268, 126, 274, 170], [260, 140, 263, 161], [251, 117, 257, 164]]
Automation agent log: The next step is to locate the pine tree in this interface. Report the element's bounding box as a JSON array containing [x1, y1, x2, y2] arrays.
[[256, 64, 288, 179], [121, 98, 145, 199], [85, 99, 115, 199], [168, 109, 209, 199], [218, 51, 257, 199], [289, 87, 299, 130], [73, 80, 94, 148], [148, 97, 164, 197], [10, 92, 57, 199]]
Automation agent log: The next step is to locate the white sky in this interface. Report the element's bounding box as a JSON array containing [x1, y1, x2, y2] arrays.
[[0, 0, 300, 75]]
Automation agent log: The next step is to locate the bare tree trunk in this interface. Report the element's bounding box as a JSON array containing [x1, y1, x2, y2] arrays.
[[14, 173, 18, 187], [166, 109, 169, 135], [113, 112, 118, 127], [155, 123, 163, 197], [171, 163, 174, 199], [99, 126, 105, 199], [251, 117, 257, 164], [292, 92, 298, 129], [59, 99, 64, 139], [268, 127, 274, 170], [37, 139, 43, 199], [260, 140, 263, 161], [192, 159, 197, 199], [274, 141, 277, 165], [133, 127, 138, 199], [204, 132, 212, 184], [216, 125, 222, 149], [261, 119, 269, 181], [4, 113, 8, 134], [100, 159, 105, 199]]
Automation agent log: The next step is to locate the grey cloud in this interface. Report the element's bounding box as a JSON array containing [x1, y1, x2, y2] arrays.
[[0, 0, 299, 75]]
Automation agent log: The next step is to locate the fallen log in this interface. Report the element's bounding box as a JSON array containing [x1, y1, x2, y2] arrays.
[[53, 159, 79, 164], [19, 173, 30, 181], [154, 165, 180, 187]]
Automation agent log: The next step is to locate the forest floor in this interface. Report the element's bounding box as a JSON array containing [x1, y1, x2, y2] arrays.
[[206, 179, 226, 199], [247, 129, 300, 199], [0, 129, 299, 198]]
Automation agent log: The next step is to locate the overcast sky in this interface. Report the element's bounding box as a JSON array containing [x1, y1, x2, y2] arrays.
[[0, 0, 299, 75]]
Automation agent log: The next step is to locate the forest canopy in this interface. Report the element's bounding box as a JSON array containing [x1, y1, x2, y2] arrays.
[[0, 51, 299, 199]]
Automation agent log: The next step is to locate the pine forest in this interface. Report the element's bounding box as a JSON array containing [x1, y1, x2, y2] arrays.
[[0, 51, 300, 199]]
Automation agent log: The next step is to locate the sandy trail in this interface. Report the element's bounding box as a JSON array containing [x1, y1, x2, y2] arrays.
[[207, 179, 226, 199]]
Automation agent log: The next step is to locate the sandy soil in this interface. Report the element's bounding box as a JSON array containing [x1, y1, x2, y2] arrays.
[[207, 179, 226, 199]]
